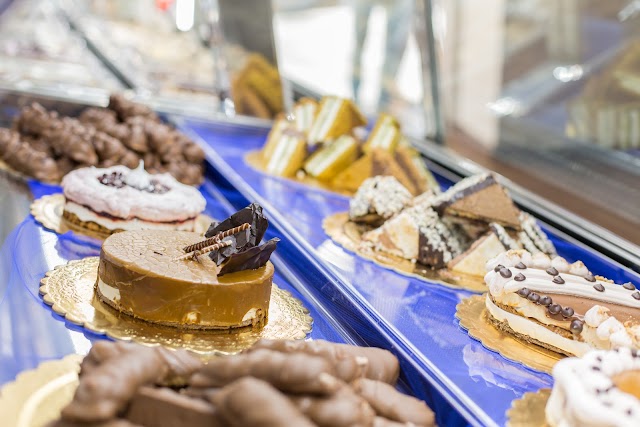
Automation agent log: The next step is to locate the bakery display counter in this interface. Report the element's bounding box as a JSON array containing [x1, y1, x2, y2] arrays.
[[179, 115, 640, 426], [0, 92, 462, 426]]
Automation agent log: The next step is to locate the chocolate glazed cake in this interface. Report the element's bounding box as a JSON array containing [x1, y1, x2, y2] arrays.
[[96, 203, 279, 329]]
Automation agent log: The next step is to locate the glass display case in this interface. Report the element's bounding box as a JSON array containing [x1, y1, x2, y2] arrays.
[[0, 1, 639, 427], [431, 0, 640, 248]]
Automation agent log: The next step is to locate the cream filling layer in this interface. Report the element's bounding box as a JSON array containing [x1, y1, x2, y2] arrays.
[[308, 98, 343, 144], [64, 202, 196, 232], [485, 295, 592, 356], [97, 277, 121, 304], [306, 136, 354, 175]]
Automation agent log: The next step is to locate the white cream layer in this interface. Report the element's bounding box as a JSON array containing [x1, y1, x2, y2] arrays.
[[97, 277, 121, 304], [62, 165, 206, 222], [546, 348, 640, 427], [307, 97, 343, 144], [65, 201, 196, 232], [485, 295, 592, 356]]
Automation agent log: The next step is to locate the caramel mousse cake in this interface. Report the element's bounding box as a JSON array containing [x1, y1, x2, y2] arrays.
[[96, 203, 278, 329], [485, 250, 640, 356], [546, 348, 640, 427], [49, 339, 435, 427], [62, 162, 206, 235]]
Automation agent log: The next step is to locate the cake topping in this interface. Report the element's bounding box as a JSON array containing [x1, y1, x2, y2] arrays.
[[514, 273, 526, 281], [499, 267, 512, 278], [624, 282, 637, 290], [348, 176, 412, 225], [562, 307, 575, 318], [570, 320, 584, 334], [633, 292, 640, 301], [494, 264, 505, 272], [515, 262, 527, 269], [553, 275, 566, 284], [549, 304, 562, 315], [540, 296, 552, 306], [586, 274, 597, 282], [594, 283, 606, 292], [547, 267, 559, 276], [528, 293, 540, 303], [98, 162, 171, 194], [517, 288, 531, 297], [203, 203, 278, 276]]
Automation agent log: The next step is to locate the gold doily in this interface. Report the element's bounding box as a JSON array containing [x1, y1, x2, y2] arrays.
[[0, 354, 82, 427], [456, 295, 563, 373], [323, 212, 486, 292], [31, 194, 214, 241], [506, 389, 551, 427], [244, 150, 352, 196], [39, 257, 313, 356]]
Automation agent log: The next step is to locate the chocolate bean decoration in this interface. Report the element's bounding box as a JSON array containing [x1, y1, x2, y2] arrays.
[[546, 267, 558, 276], [494, 264, 504, 272], [539, 296, 552, 306], [516, 288, 531, 298], [514, 273, 526, 282], [623, 282, 636, 291], [553, 276, 565, 284], [593, 283, 605, 292], [570, 320, 584, 334], [499, 268, 512, 278], [515, 262, 527, 270], [561, 307, 575, 318], [548, 304, 561, 315], [585, 274, 596, 283], [633, 292, 640, 301], [527, 293, 540, 303]]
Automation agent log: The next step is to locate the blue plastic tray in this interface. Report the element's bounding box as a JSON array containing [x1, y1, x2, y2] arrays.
[[178, 117, 640, 427]]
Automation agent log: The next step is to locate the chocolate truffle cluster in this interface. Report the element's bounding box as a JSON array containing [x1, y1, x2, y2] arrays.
[[50, 340, 435, 427], [0, 94, 204, 185]]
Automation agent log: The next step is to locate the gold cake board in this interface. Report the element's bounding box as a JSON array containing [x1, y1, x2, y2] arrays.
[[456, 295, 563, 374], [31, 194, 214, 241], [0, 354, 82, 427], [506, 389, 551, 427], [323, 212, 487, 292], [39, 257, 313, 356]]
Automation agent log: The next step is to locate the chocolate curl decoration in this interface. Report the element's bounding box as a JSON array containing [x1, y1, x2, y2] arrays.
[[174, 240, 231, 261], [218, 238, 279, 276], [182, 223, 251, 253], [205, 203, 268, 256]]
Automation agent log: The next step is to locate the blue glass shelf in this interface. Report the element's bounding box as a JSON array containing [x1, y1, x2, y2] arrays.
[[178, 117, 640, 427]]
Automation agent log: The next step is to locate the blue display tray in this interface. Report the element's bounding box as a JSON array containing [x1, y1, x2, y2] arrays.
[[177, 117, 640, 427]]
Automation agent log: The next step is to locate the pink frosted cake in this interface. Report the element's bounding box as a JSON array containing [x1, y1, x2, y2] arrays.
[[61, 162, 206, 234]]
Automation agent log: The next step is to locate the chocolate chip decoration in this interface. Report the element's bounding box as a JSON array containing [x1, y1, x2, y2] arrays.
[[561, 307, 575, 318], [527, 293, 540, 303], [514, 273, 526, 282], [516, 288, 531, 297], [552, 275, 565, 284], [623, 282, 636, 290], [494, 264, 504, 272], [570, 320, 583, 334], [499, 268, 512, 278], [515, 262, 527, 269], [546, 267, 558, 276], [585, 274, 596, 282], [633, 291, 640, 301], [548, 304, 561, 315], [593, 283, 605, 292], [539, 296, 552, 306]]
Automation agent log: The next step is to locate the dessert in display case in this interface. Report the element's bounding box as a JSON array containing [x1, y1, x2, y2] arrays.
[[1, 2, 640, 427]]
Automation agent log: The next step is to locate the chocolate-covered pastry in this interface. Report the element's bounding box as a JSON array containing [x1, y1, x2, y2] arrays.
[[126, 387, 220, 427], [209, 377, 316, 427], [290, 386, 376, 427], [109, 94, 158, 122]]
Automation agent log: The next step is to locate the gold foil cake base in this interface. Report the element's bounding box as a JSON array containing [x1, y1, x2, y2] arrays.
[[324, 212, 486, 292], [39, 257, 313, 356], [456, 295, 562, 373], [31, 194, 214, 241], [244, 150, 352, 196], [0, 354, 82, 427], [506, 389, 551, 427]]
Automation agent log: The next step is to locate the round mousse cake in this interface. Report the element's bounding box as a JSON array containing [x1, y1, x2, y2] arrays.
[[96, 230, 274, 329]]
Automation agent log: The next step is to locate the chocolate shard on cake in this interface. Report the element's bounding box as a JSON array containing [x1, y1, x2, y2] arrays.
[[204, 203, 277, 276], [349, 176, 413, 226], [362, 205, 462, 268], [433, 173, 522, 229]]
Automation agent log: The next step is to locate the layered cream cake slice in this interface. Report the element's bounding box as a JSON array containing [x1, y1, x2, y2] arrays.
[[61, 162, 206, 234], [363, 114, 401, 153], [546, 348, 640, 427], [516, 212, 557, 256], [362, 204, 462, 268], [485, 250, 640, 356], [348, 176, 413, 226], [306, 96, 366, 146], [303, 135, 359, 181], [263, 128, 307, 178], [292, 98, 318, 134], [433, 173, 522, 230]]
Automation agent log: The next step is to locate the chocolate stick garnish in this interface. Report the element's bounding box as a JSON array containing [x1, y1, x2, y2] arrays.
[[174, 240, 232, 261], [182, 223, 251, 253]]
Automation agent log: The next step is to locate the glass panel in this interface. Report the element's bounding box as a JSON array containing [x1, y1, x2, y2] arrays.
[[432, 0, 640, 244], [272, 0, 437, 138]]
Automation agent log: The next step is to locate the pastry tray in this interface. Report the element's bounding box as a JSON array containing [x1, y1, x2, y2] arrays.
[[175, 116, 640, 427], [0, 93, 440, 421]]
